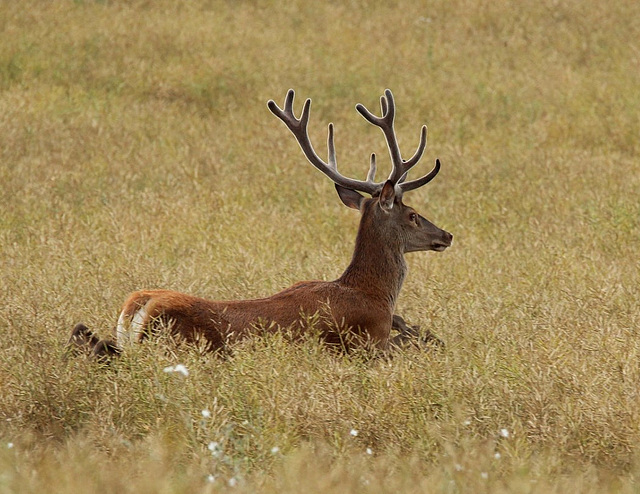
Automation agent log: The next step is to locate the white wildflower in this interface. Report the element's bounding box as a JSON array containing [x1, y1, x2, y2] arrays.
[[7, 442, 14, 449], [163, 364, 189, 376], [499, 428, 510, 438], [454, 463, 464, 472], [366, 447, 373, 455], [201, 409, 211, 418], [494, 452, 501, 459], [270, 446, 280, 454], [207, 474, 215, 483], [228, 477, 238, 487], [174, 364, 189, 376], [350, 429, 359, 437], [463, 420, 471, 426], [208, 441, 222, 457], [481, 472, 489, 480]]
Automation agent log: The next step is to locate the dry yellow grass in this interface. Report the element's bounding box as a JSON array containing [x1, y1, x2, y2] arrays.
[[1, 0, 639, 492]]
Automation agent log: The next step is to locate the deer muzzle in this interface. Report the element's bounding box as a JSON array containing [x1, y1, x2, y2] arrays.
[[431, 231, 453, 251]]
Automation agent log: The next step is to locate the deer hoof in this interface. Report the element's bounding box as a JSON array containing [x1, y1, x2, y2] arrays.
[[90, 339, 121, 361]]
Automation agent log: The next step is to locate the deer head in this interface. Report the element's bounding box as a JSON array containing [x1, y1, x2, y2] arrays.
[[267, 89, 452, 255]]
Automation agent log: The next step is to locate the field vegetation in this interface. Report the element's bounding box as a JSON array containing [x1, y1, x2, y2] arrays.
[[1, 0, 639, 492]]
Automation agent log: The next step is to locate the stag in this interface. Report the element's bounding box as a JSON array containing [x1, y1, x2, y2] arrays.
[[70, 89, 452, 357]]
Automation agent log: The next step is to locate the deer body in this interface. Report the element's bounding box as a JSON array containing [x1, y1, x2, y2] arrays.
[[116, 280, 392, 351], [70, 89, 452, 357]]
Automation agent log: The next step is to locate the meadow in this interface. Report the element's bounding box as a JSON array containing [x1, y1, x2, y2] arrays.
[[1, 0, 639, 492]]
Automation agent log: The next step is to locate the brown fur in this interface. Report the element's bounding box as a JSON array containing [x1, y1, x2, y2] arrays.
[[120, 280, 390, 350]]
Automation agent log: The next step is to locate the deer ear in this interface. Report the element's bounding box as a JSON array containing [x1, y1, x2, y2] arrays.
[[378, 180, 396, 212], [335, 184, 365, 210]]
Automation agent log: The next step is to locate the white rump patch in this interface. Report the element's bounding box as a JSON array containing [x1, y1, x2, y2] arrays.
[[116, 305, 149, 347], [116, 311, 127, 347]]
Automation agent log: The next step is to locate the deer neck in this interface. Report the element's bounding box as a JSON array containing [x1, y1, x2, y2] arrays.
[[338, 218, 407, 311]]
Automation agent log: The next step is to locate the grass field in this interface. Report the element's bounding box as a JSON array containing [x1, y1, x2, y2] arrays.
[[1, 0, 639, 492]]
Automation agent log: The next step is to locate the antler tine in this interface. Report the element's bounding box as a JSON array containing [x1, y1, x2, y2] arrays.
[[367, 154, 377, 182], [354, 91, 393, 127], [268, 90, 381, 196], [356, 89, 436, 195], [284, 89, 295, 118], [356, 89, 407, 185], [399, 158, 441, 193], [380, 93, 389, 119], [403, 125, 427, 170], [327, 123, 337, 169]]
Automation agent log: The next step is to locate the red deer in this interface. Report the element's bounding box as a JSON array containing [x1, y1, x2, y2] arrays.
[[69, 89, 452, 358]]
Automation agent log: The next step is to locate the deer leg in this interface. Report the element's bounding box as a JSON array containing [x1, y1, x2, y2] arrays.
[[392, 314, 419, 336], [389, 314, 420, 348], [421, 327, 445, 348], [91, 338, 121, 360], [67, 323, 121, 360], [68, 323, 100, 353], [390, 314, 445, 349]]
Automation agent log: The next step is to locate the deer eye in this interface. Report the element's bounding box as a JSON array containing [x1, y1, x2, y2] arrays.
[[409, 212, 418, 223]]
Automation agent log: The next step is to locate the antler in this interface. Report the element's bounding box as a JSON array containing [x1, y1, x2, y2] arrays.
[[355, 89, 440, 195], [268, 89, 440, 197], [268, 90, 381, 196]]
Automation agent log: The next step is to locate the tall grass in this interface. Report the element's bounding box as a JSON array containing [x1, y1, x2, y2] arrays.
[[1, 0, 639, 491]]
